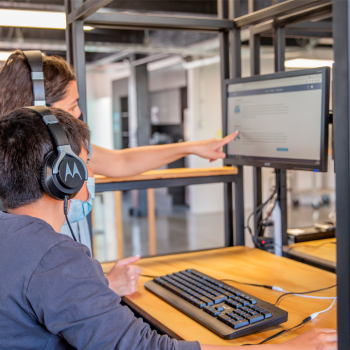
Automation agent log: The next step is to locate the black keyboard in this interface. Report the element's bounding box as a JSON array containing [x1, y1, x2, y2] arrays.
[[145, 269, 288, 340]]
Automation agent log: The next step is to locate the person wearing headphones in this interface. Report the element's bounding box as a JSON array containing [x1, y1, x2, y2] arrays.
[[0, 106, 337, 350], [0, 50, 239, 297]]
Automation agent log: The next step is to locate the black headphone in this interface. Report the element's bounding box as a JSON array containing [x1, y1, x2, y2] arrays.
[[23, 51, 88, 201]]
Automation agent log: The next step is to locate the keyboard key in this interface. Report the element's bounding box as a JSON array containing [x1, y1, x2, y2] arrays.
[[249, 311, 259, 316], [218, 314, 231, 323], [234, 316, 244, 321], [229, 319, 249, 329], [227, 312, 237, 317], [215, 306, 224, 312], [235, 310, 245, 316], [199, 296, 214, 306], [247, 315, 265, 324], [212, 295, 228, 304], [224, 292, 236, 299], [164, 284, 184, 296], [232, 302, 243, 309], [195, 301, 206, 308], [210, 310, 221, 317], [242, 313, 250, 319], [261, 311, 272, 319], [250, 306, 261, 311]]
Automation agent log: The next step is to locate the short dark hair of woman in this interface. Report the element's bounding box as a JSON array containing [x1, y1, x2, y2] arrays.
[[0, 107, 90, 209], [0, 50, 76, 117]]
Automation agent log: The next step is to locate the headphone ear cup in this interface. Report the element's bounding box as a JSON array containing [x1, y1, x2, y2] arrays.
[[41, 150, 56, 199]]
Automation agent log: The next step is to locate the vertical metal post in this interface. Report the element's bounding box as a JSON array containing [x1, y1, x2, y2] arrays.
[[219, 0, 235, 247], [65, 0, 90, 244], [229, 0, 241, 79], [333, 1, 350, 347], [65, 0, 87, 123], [273, 26, 288, 246], [228, 0, 244, 246], [64, 0, 73, 65], [250, 24, 263, 237]]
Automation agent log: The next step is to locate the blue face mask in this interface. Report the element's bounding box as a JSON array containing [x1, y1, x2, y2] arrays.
[[68, 177, 95, 223]]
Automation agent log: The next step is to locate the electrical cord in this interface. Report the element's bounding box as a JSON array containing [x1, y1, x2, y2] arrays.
[[221, 278, 275, 290], [245, 188, 277, 247], [221, 279, 337, 302], [242, 298, 337, 346], [64, 196, 77, 242], [140, 274, 160, 278], [274, 284, 337, 306]]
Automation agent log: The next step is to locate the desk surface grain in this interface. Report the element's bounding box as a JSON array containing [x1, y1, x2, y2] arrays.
[[283, 238, 337, 272], [101, 247, 337, 346], [95, 167, 238, 183]]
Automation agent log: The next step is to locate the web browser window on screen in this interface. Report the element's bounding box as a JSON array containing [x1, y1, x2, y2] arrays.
[[227, 73, 323, 165]]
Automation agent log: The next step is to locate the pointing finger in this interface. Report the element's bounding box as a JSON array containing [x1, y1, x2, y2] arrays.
[[115, 255, 141, 267], [218, 131, 239, 147]]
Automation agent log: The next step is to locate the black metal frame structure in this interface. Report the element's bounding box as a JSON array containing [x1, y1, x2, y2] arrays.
[[66, 0, 349, 345]]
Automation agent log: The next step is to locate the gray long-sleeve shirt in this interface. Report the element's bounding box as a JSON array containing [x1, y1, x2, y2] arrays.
[[0, 211, 200, 350]]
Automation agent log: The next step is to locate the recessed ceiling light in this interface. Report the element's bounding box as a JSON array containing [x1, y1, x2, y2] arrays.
[[83, 25, 95, 31], [0, 9, 66, 29], [285, 58, 334, 69]]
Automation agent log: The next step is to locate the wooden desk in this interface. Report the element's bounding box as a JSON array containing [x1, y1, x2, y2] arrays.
[[283, 238, 336, 273], [95, 167, 238, 185], [101, 247, 337, 345], [93, 167, 244, 257]]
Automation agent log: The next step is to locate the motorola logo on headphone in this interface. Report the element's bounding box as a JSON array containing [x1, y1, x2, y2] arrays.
[[65, 162, 82, 182], [59, 157, 85, 189]]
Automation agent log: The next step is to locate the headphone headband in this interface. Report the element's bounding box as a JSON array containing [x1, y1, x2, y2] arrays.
[[23, 51, 46, 106]]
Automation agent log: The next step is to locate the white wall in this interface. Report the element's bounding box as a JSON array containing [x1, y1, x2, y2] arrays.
[[186, 64, 225, 214]]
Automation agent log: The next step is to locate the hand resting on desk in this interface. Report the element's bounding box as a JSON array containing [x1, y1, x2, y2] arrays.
[[201, 328, 337, 350], [106, 255, 142, 296]]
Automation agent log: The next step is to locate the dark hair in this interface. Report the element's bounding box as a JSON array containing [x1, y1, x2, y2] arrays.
[[0, 107, 90, 209], [0, 50, 76, 116]]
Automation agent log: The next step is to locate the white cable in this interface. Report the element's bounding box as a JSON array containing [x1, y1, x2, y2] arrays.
[[272, 286, 336, 300], [309, 298, 337, 320]]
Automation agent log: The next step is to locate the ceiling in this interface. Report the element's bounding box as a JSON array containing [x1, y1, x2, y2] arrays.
[[0, 0, 332, 63]]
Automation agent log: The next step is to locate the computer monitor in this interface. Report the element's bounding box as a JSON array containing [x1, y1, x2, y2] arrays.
[[225, 67, 330, 171]]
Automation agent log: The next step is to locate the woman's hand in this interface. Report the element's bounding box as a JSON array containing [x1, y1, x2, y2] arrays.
[[200, 328, 337, 350], [189, 131, 239, 162], [106, 255, 142, 296], [279, 328, 337, 350]]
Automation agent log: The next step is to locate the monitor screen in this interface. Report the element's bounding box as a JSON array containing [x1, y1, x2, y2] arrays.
[[225, 68, 330, 171]]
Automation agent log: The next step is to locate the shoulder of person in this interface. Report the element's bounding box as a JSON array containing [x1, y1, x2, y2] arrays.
[[0, 211, 81, 260]]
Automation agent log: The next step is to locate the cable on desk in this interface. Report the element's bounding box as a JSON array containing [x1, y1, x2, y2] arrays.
[[274, 284, 337, 306], [140, 274, 160, 278], [221, 278, 275, 290], [242, 298, 337, 346], [242, 318, 307, 346]]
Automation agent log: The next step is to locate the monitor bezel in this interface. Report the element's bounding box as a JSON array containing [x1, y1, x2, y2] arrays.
[[223, 67, 330, 172]]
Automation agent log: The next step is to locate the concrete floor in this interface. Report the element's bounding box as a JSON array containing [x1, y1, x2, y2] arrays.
[[92, 191, 335, 262]]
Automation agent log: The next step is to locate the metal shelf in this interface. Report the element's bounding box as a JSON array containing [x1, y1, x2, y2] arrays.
[[84, 12, 234, 32]]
